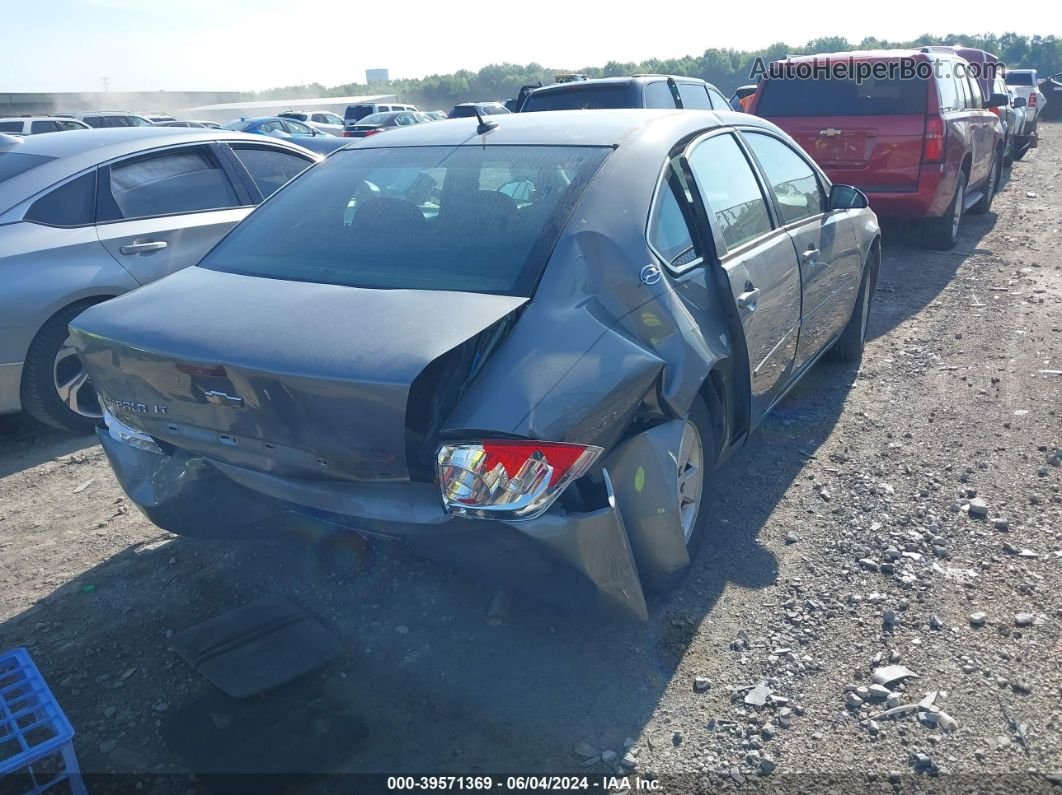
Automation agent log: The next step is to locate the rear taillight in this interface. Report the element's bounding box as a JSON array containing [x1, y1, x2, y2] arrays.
[[923, 115, 946, 163], [362, 129, 380, 137], [1028, 93, 1037, 108], [342, 131, 353, 137], [436, 440, 602, 520], [988, 106, 1001, 117]]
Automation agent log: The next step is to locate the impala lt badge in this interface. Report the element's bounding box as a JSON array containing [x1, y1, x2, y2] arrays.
[[200, 389, 244, 408]]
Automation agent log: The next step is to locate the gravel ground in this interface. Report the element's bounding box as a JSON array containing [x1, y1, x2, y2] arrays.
[[0, 124, 1059, 794]]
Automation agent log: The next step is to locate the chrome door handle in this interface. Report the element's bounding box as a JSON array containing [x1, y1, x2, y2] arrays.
[[802, 247, 820, 264], [119, 241, 168, 255], [737, 287, 760, 312]]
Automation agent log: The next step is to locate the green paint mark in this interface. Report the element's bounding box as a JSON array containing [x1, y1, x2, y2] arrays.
[[635, 466, 646, 492]]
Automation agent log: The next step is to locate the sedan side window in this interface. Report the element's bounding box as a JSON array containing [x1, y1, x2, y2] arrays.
[[25, 171, 97, 227], [707, 87, 729, 110], [648, 173, 700, 271], [231, 146, 312, 199], [686, 133, 772, 252], [102, 147, 239, 221], [30, 120, 60, 133], [743, 132, 826, 224], [677, 83, 712, 110]]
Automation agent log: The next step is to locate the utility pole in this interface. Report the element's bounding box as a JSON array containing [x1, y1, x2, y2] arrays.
[[101, 77, 110, 93]]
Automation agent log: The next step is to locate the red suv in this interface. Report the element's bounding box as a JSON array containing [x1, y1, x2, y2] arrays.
[[750, 49, 1005, 249]]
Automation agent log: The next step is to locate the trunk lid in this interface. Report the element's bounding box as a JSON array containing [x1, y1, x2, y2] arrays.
[[71, 267, 526, 481], [771, 115, 926, 190]]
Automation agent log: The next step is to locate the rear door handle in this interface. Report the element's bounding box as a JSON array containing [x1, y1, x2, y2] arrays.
[[737, 287, 760, 312], [119, 241, 168, 255], [802, 247, 820, 262]]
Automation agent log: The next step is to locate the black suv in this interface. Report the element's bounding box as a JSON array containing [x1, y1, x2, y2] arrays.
[[518, 75, 730, 113]]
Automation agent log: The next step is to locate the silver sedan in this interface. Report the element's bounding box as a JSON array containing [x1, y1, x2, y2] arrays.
[[0, 127, 321, 432]]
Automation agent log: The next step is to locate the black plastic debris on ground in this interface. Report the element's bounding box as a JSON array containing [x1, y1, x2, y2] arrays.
[[171, 595, 343, 698]]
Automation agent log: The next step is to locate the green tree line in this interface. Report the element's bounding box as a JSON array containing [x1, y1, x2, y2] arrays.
[[250, 33, 1061, 108]]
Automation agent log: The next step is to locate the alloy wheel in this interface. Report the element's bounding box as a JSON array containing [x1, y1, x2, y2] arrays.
[[677, 419, 704, 544], [53, 336, 101, 420]]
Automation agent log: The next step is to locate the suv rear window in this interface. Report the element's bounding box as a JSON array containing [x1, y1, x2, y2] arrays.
[[345, 105, 374, 121], [757, 72, 928, 116], [1005, 71, 1034, 86], [522, 84, 633, 111], [200, 144, 610, 296]]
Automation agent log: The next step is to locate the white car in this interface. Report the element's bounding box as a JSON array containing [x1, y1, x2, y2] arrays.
[[278, 110, 344, 135], [1005, 69, 1047, 129], [0, 116, 90, 135]]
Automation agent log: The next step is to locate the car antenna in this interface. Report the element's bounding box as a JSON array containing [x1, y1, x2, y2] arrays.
[[473, 106, 498, 135]]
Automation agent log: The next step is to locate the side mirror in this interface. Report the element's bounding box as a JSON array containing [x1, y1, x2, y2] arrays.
[[1011, 96, 1027, 108], [829, 184, 869, 210], [987, 92, 1009, 108]]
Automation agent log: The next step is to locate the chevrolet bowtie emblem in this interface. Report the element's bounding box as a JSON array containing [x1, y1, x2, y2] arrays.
[[200, 389, 244, 408], [820, 128, 843, 137]]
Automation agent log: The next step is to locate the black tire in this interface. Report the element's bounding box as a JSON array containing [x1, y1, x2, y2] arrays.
[[969, 150, 1001, 215], [20, 301, 101, 434], [829, 247, 878, 363], [922, 170, 967, 250]]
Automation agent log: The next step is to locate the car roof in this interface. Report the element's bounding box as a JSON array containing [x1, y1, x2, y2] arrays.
[[778, 49, 954, 64], [0, 127, 318, 214], [349, 107, 771, 148]]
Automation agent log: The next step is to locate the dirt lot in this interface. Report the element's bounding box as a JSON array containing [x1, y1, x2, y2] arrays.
[[1, 125, 1060, 794]]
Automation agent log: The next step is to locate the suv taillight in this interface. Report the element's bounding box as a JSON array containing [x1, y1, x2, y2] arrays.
[[1028, 93, 1037, 108], [923, 115, 946, 163]]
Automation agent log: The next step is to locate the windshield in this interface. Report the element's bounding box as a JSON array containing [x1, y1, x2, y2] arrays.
[[0, 151, 57, 182], [521, 84, 632, 111], [199, 144, 610, 296], [757, 72, 928, 116]]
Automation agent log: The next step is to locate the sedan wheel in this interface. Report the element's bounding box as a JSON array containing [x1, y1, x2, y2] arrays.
[[677, 419, 704, 545], [54, 336, 101, 420]]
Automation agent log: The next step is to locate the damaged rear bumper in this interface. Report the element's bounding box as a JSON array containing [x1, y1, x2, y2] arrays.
[[99, 428, 648, 621]]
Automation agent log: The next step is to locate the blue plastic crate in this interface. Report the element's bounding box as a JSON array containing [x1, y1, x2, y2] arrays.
[[0, 648, 85, 795]]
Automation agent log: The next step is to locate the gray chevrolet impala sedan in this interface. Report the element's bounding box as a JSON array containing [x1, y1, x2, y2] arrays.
[[71, 110, 880, 620]]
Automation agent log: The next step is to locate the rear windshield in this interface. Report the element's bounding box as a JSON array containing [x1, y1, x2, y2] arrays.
[[357, 112, 399, 126], [522, 85, 632, 111], [1005, 71, 1034, 86], [757, 73, 928, 116], [344, 105, 373, 121], [0, 152, 57, 182], [449, 106, 480, 118], [199, 145, 610, 296]]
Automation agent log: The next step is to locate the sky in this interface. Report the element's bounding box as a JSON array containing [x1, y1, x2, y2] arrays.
[[1, 0, 1056, 93]]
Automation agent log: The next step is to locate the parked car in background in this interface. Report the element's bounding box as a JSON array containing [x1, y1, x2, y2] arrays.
[[152, 120, 222, 129], [0, 128, 320, 432], [519, 75, 730, 112], [222, 116, 332, 139], [1039, 72, 1062, 120], [1005, 69, 1047, 130], [1000, 82, 1031, 164], [278, 110, 345, 136], [70, 109, 879, 620], [143, 114, 176, 123], [751, 48, 1005, 250], [342, 110, 433, 138], [730, 85, 757, 111], [67, 111, 154, 128], [343, 102, 418, 132], [448, 102, 511, 118], [0, 116, 90, 135], [426, 110, 449, 120]]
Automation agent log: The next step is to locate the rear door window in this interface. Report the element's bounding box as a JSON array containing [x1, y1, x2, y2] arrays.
[[686, 133, 772, 251], [955, 73, 972, 109], [757, 71, 928, 116], [25, 171, 96, 226], [644, 81, 677, 109], [743, 132, 826, 224], [0, 121, 21, 133], [199, 144, 610, 296], [30, 120, 60, 133], [231, 145, 313, 198], [936, 72, 961, 111], [101, 147, 240, 221], [677, 83, 712, 110], [82, 116, 106, 128], [707, 87, 729, 110]]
